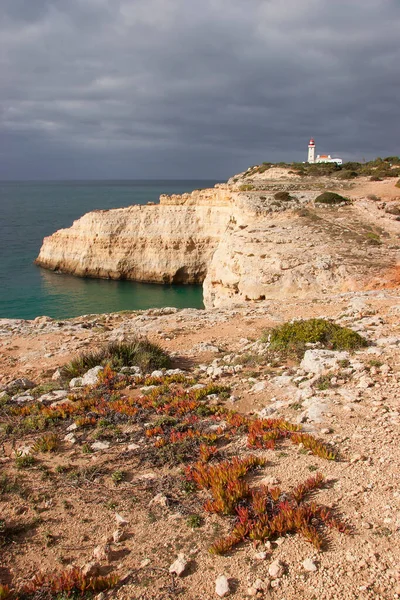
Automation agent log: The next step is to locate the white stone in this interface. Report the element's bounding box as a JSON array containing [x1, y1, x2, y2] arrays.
[[39, 390, 69, 404], [91, 441, 110, 451], [81, 366, 104, 386], [300, 349, 350, 375], [268, 559, 284, 579], [64, 433, 76, 444], [169, 553, 188, 577], [127, 443, 140, 451], [357, 375, 374, 389], [151, 370, 164, 378], [303, 558, 318, 572], [12, 395, 34, 404], [215, 575, 230, 597], [250, 380, 268, 393]]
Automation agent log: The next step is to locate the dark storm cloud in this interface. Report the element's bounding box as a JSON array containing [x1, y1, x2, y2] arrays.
[[1, 0, 399, 179]]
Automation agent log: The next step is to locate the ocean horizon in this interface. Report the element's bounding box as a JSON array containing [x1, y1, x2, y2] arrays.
[[0, 179, 220, 320]]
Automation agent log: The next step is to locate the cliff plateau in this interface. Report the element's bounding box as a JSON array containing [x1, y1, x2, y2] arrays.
[[36, 168, 400, 307]]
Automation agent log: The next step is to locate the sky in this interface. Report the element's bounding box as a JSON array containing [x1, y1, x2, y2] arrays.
[[0, 0, 399, 180]]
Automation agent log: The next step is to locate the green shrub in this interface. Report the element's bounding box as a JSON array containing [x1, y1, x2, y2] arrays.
[[262, 318, 368, 357], [383, 156, 400, 165], [256, 164, 271, 174], [365, 232, 382, 246], [315, 192, 349, 205], [15, 454, 36, 469], [370, 176, 382, 182], [239, 184, 255, 192], [62, 339, 170, 379], [396, 179, 400, 188], [336, 170, 358, 180], [274, 191, 292, 202]]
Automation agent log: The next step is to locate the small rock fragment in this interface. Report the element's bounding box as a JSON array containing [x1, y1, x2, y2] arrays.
[[215, 575, 230, 597], [91, 441, 110, 451], [140, 558, 151, 568], [149, 492, 168, 507], [169, 553, 188, 577], [52, 368, 63, 382], [113, 529, 125, 543], [151, 370, 164, 378], [303, 558, 318, 572], [115, 513, 128, 527], [268, 559, 284, 579], [82, 561, 100, 577], [93, 544, 111, 562]]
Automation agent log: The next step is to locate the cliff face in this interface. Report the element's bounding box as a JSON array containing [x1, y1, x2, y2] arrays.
[[36, 170, 400, 307], [36, 202, 232, 284]]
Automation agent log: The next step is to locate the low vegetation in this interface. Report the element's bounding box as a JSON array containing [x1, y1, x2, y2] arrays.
[[62, 339, 170, 379], [315, 191, 349, 205], [1, 362, 345, 586], [262, 318, 368, 358], [242, 157, 400, 181], [274, 191, 292, 202], [0, 568, 118, 599]]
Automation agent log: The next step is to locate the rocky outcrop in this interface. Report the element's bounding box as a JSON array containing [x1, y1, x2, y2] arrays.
[[203, 203, 399, 307], [36, 169, 400, 308], [35, 187, 234, 285]]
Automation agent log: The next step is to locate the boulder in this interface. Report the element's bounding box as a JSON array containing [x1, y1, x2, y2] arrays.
[[300, 349, 350, 375], [81, 366, 104, 386]]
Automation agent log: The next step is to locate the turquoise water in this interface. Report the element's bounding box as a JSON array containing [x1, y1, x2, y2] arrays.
[[0, 180, 218, 320]]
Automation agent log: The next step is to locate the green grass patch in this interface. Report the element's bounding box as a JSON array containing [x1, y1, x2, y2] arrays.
[[62, 339, 170, 379], [262, 318, 368, 358]]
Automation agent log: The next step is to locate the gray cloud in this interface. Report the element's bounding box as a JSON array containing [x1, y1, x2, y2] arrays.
[[1, 0, 399, 179]]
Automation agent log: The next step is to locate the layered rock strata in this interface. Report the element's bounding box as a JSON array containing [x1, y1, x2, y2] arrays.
[[36, 170, 400, 308], [36, 188, 234, 285]]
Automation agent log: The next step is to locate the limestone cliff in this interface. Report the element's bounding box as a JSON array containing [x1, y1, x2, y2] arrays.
[[35, 186, 234, 285], [36, 169, 400, 308]]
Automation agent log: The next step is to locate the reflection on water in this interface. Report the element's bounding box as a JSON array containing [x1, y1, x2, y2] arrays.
[[38, 269, 204, 319]]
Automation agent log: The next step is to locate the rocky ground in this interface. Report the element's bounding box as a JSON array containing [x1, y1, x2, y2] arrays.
[[1, 289, 400, 599]]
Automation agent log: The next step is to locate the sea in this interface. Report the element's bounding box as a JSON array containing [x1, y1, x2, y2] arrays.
[[0, 180, 219, 320]]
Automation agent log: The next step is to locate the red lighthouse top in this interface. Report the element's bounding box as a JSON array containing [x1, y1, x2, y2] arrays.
[[309, 138, 315, 146]]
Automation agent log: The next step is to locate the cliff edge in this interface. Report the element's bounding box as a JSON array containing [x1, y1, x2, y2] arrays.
[[36, 167, 400, 307]]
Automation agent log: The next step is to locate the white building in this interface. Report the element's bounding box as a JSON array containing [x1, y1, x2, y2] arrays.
[[307, 139, 342, 165]]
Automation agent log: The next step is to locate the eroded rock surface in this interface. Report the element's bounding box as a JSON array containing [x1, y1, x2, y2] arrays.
[[36, 168, 400, 308]]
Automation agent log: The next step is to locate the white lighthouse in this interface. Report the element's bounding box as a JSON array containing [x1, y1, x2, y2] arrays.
[[308, 138, 316, 164], [307, 138, 343, 165]]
